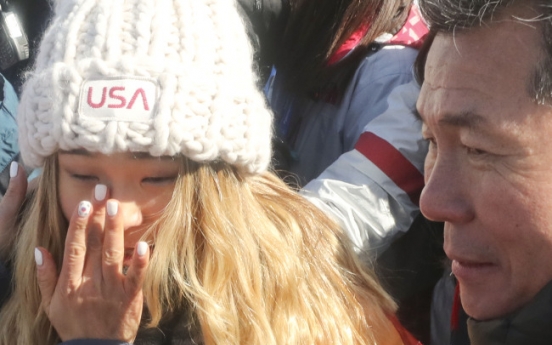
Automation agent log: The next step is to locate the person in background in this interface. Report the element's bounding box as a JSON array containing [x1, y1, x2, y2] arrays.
[[264, 2, 439, 341], [267, 0, 425, 185], [0, 0, 420, 344], [263, 0, 430, 263]]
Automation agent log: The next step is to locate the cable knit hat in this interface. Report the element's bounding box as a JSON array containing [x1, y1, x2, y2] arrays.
[[18, 0, 272, 174]]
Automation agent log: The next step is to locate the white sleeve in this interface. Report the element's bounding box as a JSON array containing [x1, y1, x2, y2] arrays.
[[301, 79, 427, 257]]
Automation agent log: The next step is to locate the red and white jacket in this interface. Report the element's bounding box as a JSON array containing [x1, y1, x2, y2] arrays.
[[301, 77, 426, 255], [284, 7, 429, 256]]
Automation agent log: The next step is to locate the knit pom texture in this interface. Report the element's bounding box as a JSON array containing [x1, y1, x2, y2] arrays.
[[18, 0, 272, 174]]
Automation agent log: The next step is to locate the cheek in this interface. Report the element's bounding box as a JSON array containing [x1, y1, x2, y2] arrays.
[[59, 190, 77, 221], [139, 187, 175, 219], [474, 178, 551, 260]]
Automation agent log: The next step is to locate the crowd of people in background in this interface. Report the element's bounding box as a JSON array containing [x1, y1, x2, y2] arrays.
[[0, 0, 551, 344]]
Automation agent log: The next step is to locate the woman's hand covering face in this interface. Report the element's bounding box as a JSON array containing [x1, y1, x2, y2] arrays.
[[34, 184, 150, 342]]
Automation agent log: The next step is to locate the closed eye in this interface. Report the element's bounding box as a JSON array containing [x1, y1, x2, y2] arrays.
[[142, 176, 177, 184], [71, 174, 98, 182]]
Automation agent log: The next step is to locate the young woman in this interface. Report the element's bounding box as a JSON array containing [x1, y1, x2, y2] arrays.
[[0, 0, 419, 344]]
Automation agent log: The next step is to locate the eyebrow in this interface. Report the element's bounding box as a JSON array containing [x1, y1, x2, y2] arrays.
[[415, 109, 487, 130], [59, 149, 176, 161], [439, 112, 487, 130]]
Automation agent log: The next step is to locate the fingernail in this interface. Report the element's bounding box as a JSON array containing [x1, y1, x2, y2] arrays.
[[34, 248, 43, 266], [107, 200, 118, 217], [137, 241, 148, 256], [9, 161, 18, 178], [95, 184, 107, 201], [78, 201, 92, 217]]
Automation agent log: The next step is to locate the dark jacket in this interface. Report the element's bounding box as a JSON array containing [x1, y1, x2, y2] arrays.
[[467, 280, 552, 345]]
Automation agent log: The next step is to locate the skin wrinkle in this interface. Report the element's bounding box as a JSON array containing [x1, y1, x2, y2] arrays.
[[419, 108, 530, 159], [418, 25, 542, 157]]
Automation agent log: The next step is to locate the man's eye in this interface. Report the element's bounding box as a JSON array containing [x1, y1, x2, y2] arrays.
[[466, 147, 487, 156], [423, 136, 437, 148]]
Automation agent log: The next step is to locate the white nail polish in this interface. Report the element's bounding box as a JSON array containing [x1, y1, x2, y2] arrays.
[[95, 184, 107, 201], [34, 248, 43, 266], [9, 161, 18, 178], [137, 242, 148, 256], [107, 200, 118, 216], [78, 201, 92, 217]]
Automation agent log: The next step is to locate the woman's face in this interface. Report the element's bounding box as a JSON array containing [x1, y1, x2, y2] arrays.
[[57, 150, 180, 259]]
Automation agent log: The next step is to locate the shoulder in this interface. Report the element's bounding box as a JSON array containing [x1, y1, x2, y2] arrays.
[[345, 46, 418, 106], [356, 45, 418, 81]]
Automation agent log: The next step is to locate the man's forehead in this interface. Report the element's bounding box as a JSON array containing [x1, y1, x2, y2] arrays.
[[429, 21, 540, 89], [418, 15, 543, 123]]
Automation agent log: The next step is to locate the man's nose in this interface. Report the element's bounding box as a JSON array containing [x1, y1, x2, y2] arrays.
[[419, 159, 474, 224]]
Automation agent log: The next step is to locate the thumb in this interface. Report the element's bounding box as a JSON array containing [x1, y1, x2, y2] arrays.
[[35, 247, 58, 312]]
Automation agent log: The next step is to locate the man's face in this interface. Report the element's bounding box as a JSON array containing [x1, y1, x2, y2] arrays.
[[417, 15, 552, 320]]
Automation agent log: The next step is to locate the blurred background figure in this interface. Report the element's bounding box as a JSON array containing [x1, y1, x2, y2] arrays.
[[262, 1, 443, 342], [265, 0, 424, 185]]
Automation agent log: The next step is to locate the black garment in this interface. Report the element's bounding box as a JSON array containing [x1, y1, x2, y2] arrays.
[[133, 311, 201, 345], [236, 0, 289, 84], [467, 280, 552, 345], [375, 214, 446, 344]]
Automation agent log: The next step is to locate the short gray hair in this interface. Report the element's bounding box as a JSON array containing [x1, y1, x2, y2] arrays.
[[418, 0, 552, 104]]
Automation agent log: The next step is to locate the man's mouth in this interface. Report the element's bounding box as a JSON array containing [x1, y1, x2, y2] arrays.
[[451, 258, 498, 280]]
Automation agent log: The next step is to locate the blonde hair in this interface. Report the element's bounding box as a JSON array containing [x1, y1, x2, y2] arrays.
[[0, 155, 398, 345]]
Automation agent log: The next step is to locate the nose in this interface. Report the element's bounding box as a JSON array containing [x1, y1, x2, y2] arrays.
[[420, 157, 474, 224], [107, 185, 144, 230], [117, 202, 143, 230]]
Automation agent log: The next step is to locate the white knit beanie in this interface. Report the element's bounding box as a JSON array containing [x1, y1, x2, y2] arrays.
[[18, 0, 272, 174]]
